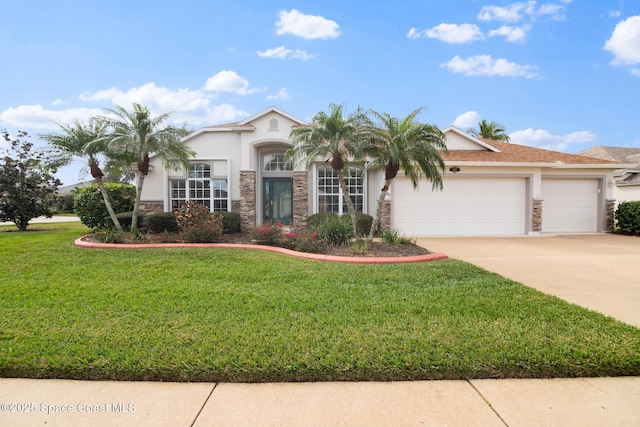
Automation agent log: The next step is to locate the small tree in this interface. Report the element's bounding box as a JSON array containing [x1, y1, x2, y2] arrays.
[[0, 130, 61, 231], [467, 119, 511, 142]]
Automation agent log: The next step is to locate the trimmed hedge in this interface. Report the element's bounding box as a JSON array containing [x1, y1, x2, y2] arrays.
[[73, 183, 136, 229], [114, 211, 143, 231], [307, 212, 338, 229], [615, 201, 640, 235], [216, 211, 241, 233], [146, 212, 179, 233], [341, 213, 374, 236]]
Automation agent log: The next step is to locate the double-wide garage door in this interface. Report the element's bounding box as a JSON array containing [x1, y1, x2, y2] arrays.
[[393, 177, 527, 236], [393, 177, 600, 236]]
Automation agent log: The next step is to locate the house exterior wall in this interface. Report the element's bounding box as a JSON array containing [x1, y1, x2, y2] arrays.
[[614, 186, 640, 204]]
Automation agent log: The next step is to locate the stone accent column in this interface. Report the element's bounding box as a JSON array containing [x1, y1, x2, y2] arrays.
[[231, 200, 241, 213], [532, 198, 543, 232], [379, 200, 392, 231], [139, 201, 164, 216], [292, 171, 308, 230], [239, 171, 256, 232], [605, 199, 616, 232]]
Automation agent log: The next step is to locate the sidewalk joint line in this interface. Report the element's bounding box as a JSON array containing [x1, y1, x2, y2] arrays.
[[190, 382, 218, 427], [467, 380, 509, 427]]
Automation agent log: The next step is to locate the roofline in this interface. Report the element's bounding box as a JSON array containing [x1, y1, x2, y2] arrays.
[[442, 126, 501, 153], [443, 161, 636, 169], [238, 106, 307, 126]]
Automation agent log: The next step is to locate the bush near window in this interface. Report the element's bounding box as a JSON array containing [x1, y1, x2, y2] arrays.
[[146, 212, 179, 233], [615, 201, 640, 235], [311, 214, 354, 246], [250, 221, 285, 246], [73, 183, 135, 230], [306, 212, 339, 229], [341, 213, 374, 237], [216, 211, 241, 233], [174, 201, 223, 243], [250, 222, 326, 253]]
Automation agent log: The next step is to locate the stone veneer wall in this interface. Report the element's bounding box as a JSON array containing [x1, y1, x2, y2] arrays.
[[292, 171, 308, 229], [605, 199, 616, 232], [139, 202, 164, 216], [379, 200, 391, 231], [239, 171, 256, 232], [532, 198, 543, 232], [231, 200, 241, 214]]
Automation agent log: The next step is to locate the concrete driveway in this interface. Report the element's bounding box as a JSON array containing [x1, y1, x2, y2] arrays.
[[416, 234, 640, 328]]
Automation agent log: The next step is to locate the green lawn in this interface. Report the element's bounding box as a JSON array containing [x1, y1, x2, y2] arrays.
[[1, 222, 639, 382]]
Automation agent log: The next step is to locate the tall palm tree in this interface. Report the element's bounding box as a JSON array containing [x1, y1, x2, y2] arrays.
[[467, 119, 511, 142], [91, 104, 194, 234], [286, 103, 367, 237], [362, 108, 448, 241], [40, 118, 125, 232]]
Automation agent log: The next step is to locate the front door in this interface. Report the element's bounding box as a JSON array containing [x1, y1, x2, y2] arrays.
[[263, 178, 293, 225]]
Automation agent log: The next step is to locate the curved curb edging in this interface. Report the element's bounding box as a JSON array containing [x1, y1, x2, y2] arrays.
[[74, 236, 449, 264]]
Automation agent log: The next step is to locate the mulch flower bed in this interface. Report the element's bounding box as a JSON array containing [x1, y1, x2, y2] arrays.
[[87, 232, 431, 258]]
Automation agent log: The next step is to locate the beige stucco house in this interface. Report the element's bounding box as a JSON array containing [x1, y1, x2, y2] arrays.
[[139, 106, 632, 236], [577, 146, 640, 204]]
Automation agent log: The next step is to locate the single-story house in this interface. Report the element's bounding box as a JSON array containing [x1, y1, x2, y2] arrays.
[[140, 106, 633, 236], [577, 146, 640, 204]]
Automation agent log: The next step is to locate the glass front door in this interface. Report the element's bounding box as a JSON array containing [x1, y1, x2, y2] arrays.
[[263, 178, 293, 225]]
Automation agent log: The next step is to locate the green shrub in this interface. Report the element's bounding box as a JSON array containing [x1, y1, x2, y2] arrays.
[[312, 214, 354, 246], [113, 211, 143, 231], [615, 201, 640, 235], [341, 213, 374, 236], [73, 183, 136, 229], [216, 211, 241, 233], [281, 230, 326, 253], [174, 201, 223, 243], [55, 193, 76, 213], [146, 212, 179, 233], [306, 212, 339, 229]]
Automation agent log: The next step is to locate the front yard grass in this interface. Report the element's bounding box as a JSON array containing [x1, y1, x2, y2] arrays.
[[1, 222, 639, 382]]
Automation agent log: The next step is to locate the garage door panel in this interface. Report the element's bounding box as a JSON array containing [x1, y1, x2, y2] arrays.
[[541, 179, 598, 233], [393, 177, 526, 236]]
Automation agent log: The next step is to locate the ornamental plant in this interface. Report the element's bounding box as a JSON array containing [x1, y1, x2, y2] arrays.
[[281, 230, 326, 253], [250, 221, 285, 246], [174, 201, 223, 243]]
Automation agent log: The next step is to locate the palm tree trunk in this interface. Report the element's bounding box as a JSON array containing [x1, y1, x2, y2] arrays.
[[335, 168, 359, 238], [131, 171, 145, 235], [96, 177, 123, 233], [368, 178, 392, 241]]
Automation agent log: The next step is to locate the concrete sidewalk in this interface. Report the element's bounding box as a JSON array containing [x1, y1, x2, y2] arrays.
[[1, 377, 639, 426], [0, 215, 81, 227]]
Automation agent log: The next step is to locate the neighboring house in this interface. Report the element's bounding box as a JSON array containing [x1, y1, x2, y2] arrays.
[[140, 106, 632, 236], [577, 146, 640, 204], [58, 180, 96, 195]]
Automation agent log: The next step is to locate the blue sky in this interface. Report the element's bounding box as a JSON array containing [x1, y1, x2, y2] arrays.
[[1, 0, 639, 185]]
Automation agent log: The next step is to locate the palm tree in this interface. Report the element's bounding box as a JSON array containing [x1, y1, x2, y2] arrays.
[[286, 103, 367, 237], [362, 108, 448, 241], [467, 119, 510, 142], [40, 118, 125, 232], [91, 104, 194, 234]]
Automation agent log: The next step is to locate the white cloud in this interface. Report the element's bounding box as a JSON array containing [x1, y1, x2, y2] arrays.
[[51, 99, 66, 106], [478, 1, 570, 22], [441, 55, 538, 78], [488, 25, 530, 43], [452, 111, 481, 129], [509, 128, 596, 151], [632, 68, 640, 78], [257, 46, 315, 60], [604, 16, 640, 66], [266, 88, 291, 101], [609, 10, 621, 18], [276, 9, 340, 40], [478, 2, 532, 22], [0, 105, 103, 130], [413, 23, 484, 44], [203, 70, 265, 95]]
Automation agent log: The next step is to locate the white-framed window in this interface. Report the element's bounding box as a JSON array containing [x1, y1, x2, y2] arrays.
[[262, 153, 292, 172], [317, 166, 364, 214], [170, 163, 228, 211]]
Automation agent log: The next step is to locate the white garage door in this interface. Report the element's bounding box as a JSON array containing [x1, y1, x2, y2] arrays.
[[541, 179, 598, 233], [393, 177, 527, 236]]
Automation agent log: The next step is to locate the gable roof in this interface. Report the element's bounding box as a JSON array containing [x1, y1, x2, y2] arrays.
[[576, 146, 640, 164], [442, 139, 624, 166]]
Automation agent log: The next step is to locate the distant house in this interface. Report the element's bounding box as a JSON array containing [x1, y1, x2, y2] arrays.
[[139, 106, 632, 236], [577, 146, 640, 203], [58, 180, 96, 195]]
